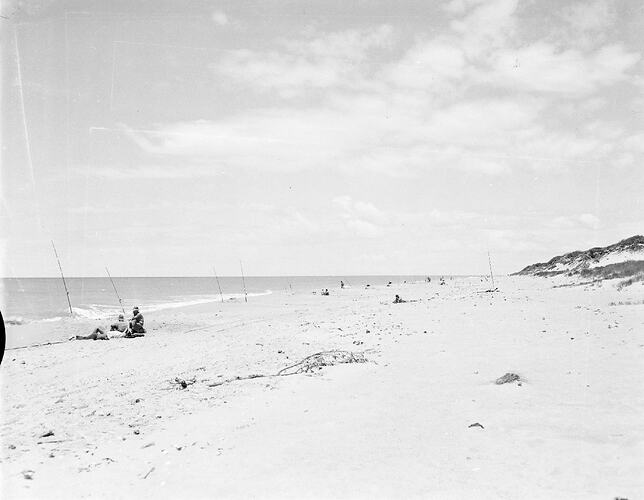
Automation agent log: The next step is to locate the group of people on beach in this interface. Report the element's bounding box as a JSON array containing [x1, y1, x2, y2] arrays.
[[75, 306, 146, 341]]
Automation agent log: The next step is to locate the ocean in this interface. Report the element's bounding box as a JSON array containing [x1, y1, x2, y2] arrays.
[[1, 275, 434, 325]]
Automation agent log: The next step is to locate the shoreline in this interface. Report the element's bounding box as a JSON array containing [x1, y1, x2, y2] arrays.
[[2, 276, 643, 498], [4, 276, 471, 350]]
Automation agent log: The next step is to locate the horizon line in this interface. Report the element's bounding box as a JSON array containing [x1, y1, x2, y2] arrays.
[[1, 273, 494, 279]]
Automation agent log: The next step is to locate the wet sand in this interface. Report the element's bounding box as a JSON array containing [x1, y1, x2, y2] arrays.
[[2, 277, 643, 499]]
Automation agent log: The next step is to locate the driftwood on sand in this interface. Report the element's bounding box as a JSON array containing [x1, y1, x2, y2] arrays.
[[276, 350, 367, 376], [206, 350, 367, 388]]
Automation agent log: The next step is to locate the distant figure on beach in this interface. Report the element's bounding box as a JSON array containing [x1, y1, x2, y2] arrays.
[[340, 281, 344, 289], [110, 314, 128, 332], [393, 295, 406, 304], [321, 289, 330, 296], [127, 306, 146, 336], [426, 276, 431, 283], [387, 281, 392, 287], [75, 327, 109, 341]]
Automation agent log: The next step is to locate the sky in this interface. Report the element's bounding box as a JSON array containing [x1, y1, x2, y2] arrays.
[[1, 0, 643, 277]]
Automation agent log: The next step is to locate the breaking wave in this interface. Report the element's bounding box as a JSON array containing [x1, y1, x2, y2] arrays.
[[66, 291, 273, 320]]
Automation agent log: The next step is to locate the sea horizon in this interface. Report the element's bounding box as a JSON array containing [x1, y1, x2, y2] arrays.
[[2, 274, 480, 324], [2, 273, 486, 279]]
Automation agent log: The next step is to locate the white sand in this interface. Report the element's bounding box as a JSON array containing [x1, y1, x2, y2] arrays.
[[2, 277, 643, 499]]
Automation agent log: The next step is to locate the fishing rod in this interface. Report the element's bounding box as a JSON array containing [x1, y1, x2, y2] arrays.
[[213, 266, 224, 303], [51, 240, 73, 316], [105, 267, 126, 315], [488, 251, 496, 290], [239, 260, 248, 303]]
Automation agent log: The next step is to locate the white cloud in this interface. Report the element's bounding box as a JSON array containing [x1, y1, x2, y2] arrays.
[[449, 0, 518, 58], [549, 214, 602, 230], [384, 39, 466, 89], [123, 2, 642, 179], [122, 86, 633, 177], [346, 219, 383, 238], [489, 42, 640, 95], [333, 196, 387, 224], [213, 25, 393, 94], [578, 213, 602, 230], [561, 0, 615, 36], [283, 24, 393, 60], [212, 10, 229, 26], [443, 0, 488, 15], [77, 164, 223, 179], [623, 132, 644, 154], [438, 0, 639, 97], [332, 196, 387, 238]]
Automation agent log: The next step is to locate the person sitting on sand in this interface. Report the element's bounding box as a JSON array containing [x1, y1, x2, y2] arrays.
[[126, 306, 146, 336], [393, 294, 407, 304], [110, 314, 128, 332], [75, 327, 109, 341], [73, 312, 128, 341], [321, 289, 330, 296]]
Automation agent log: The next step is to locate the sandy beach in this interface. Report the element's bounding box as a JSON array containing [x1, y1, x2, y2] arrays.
[[1, 276, 643, 499]]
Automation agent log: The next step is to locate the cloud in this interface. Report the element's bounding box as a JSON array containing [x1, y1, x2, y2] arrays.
[[212, 10, 229, 26], [449, 0, 518, 59], [343, 219, 382, 238], [283, 24, 393, 60], [443, 0, 488, 15], [549, 214, 602, 230], [437, 0, 640, 98], [121, 88, 632, 177], [488, 42, 640, 95], [212, 25, 393, 95], [383, 39, 466, 89], [76, 164, 223, 179], [215, 50, 344, 92], [558, 0, 616, 45], [333, 196, 387, 224], [332, 196, 387, 238], [122, 2, 642, 178], [578, 213, 602, 230]]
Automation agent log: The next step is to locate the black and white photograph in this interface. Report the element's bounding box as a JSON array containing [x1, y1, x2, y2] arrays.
[[1, 0, 643, 498]]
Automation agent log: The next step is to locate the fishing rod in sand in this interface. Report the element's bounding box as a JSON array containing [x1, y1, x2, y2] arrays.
[[213, 266, 224, 303], [239, 260, 248, 303], [51, 240, 73, 316], [105, 267, 126, 315], [487, 251, 496, 290]]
